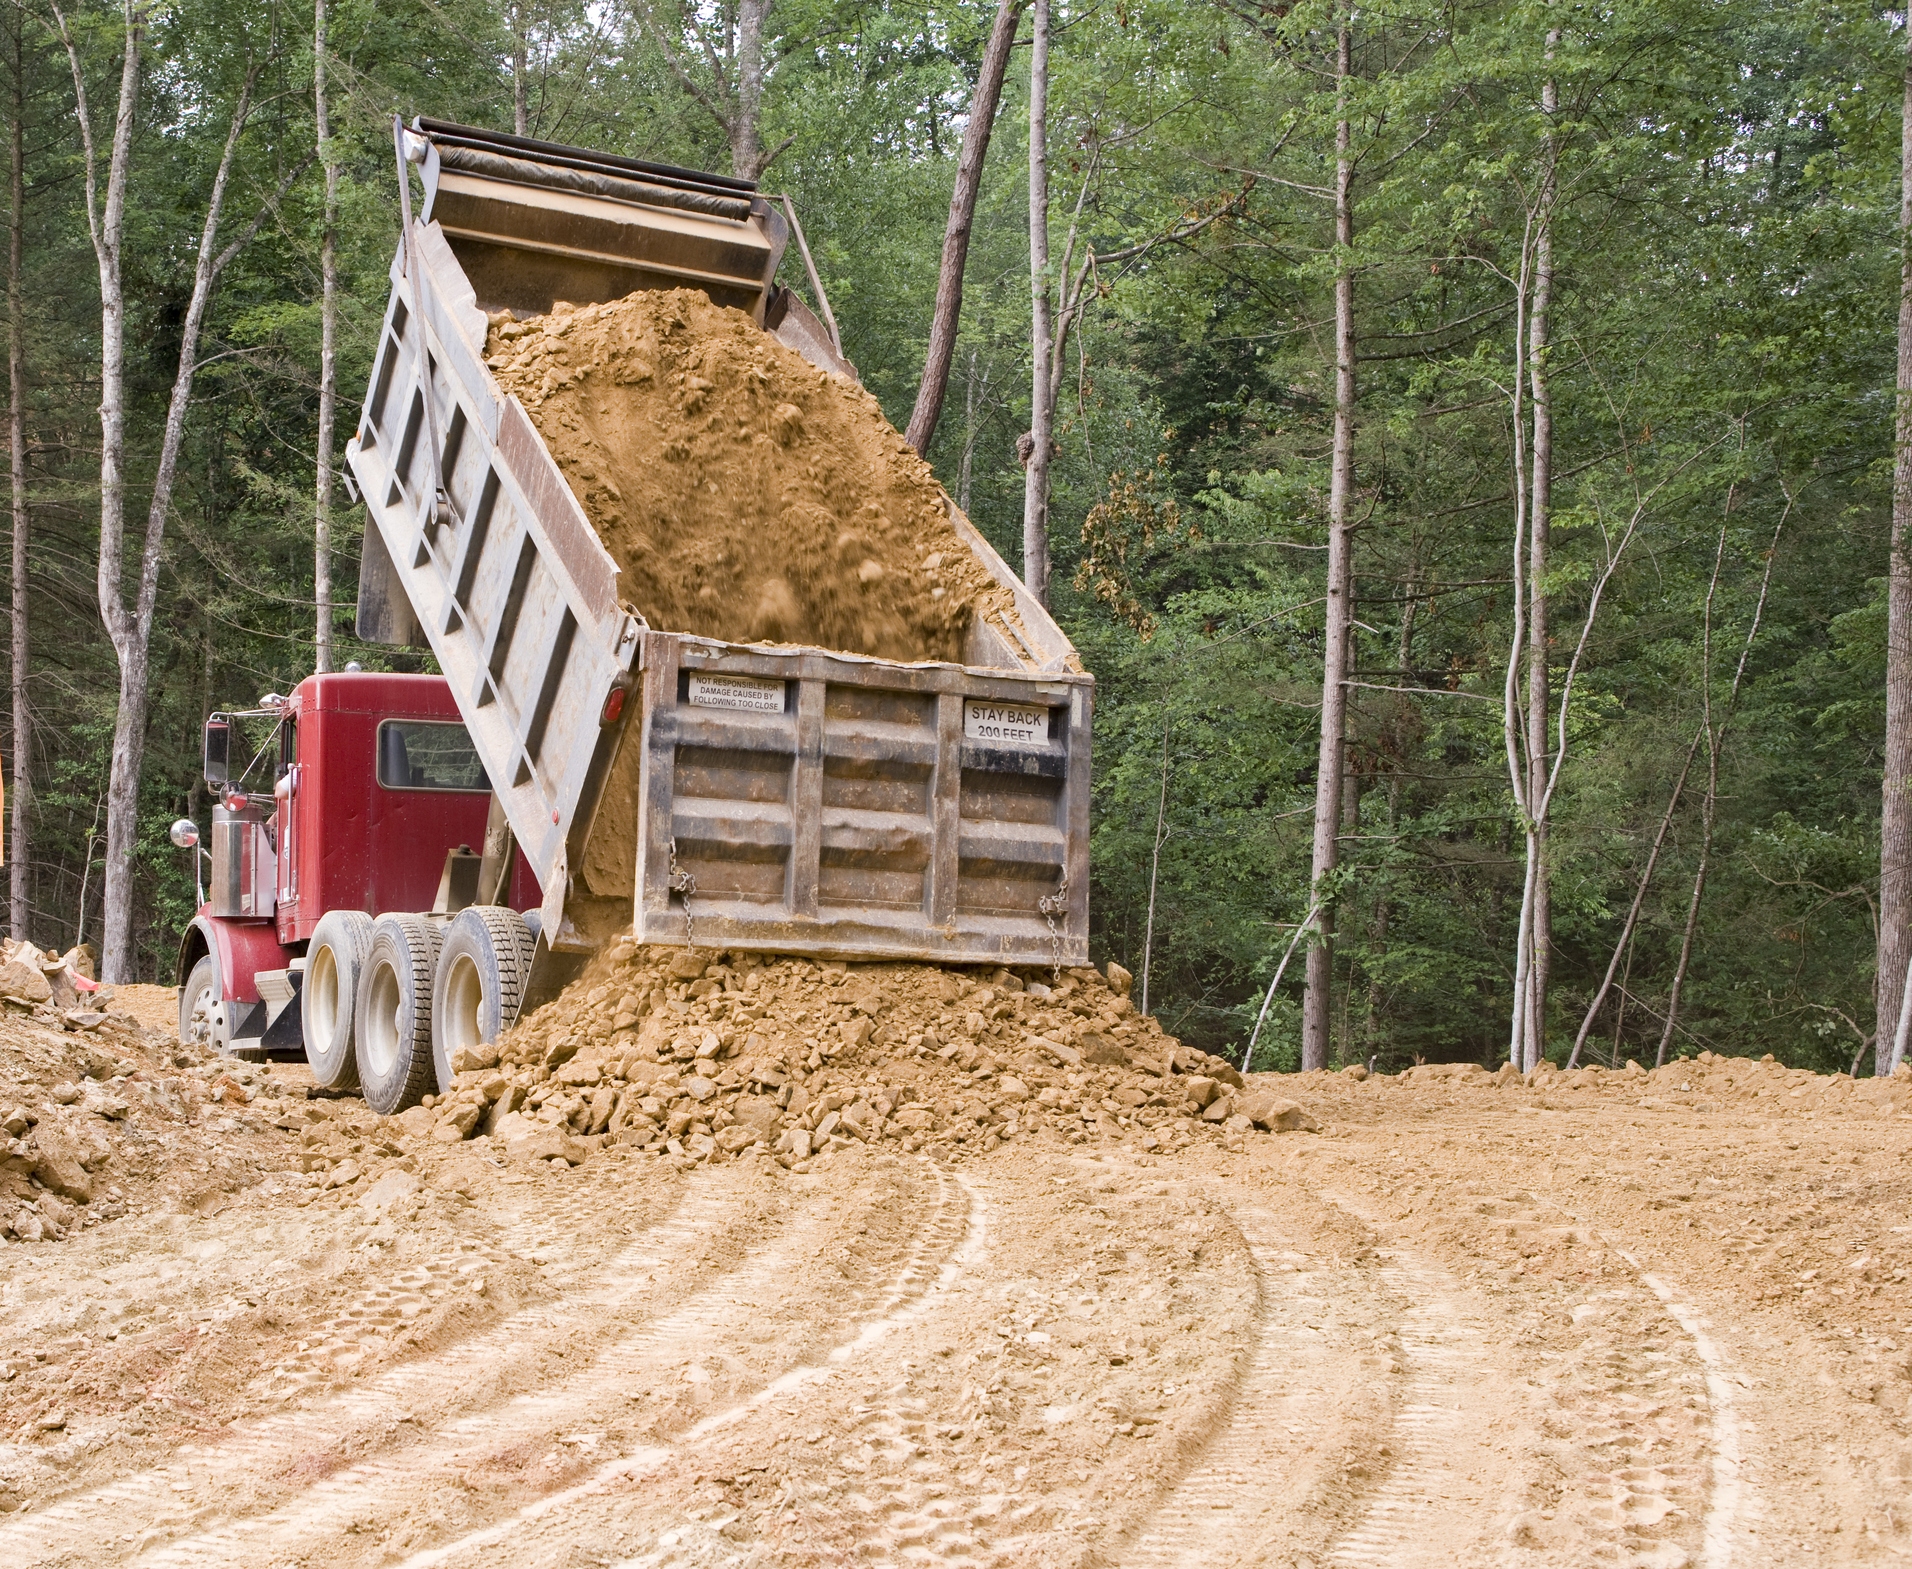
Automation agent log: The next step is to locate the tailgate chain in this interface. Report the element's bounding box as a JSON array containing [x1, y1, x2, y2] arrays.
[[1038, 873, 1069, 984], [667, 838, 697, 948]]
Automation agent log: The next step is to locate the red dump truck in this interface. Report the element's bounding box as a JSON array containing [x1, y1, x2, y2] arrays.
[[174, 118, 1091, 1116]]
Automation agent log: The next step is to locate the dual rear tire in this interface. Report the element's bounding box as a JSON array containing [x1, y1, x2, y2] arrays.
[[432, 906, 537, 1089], [356, 914, 443, 1115], [301, 905, 536, 1116]]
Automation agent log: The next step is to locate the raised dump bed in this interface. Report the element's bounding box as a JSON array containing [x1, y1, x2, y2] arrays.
[[345, 119, 1090, 970]]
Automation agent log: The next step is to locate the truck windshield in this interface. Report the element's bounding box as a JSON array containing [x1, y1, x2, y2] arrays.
[[375, 720, 490, 792]]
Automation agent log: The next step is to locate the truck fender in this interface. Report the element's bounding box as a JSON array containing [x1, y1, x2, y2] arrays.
[[175, 909, 289, 1007]]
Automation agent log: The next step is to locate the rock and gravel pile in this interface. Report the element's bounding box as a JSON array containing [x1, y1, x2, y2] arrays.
[[1, 985, 304, 1246], [391, 944, 1319, 1172]]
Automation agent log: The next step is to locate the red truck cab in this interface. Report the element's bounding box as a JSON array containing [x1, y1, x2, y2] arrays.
[[176, 670, 537, 1055]]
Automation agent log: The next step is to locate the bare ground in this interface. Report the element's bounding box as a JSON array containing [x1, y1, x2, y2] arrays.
[[1, 1023, 1908, 1567]]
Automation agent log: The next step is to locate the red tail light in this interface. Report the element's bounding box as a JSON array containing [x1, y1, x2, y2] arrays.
[[601, 684, 628, 726]]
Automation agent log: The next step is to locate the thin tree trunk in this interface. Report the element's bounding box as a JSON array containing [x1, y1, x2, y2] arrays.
[[1884, 17, 1912, 1069], [1020, 0, 1052, 607], [56, 0, 139, 980], [1656, 573, 1720, 1067], [1301, 20, 1356, 1073], [1365, 568, 1417, 1051], [1653, 503, 1787, 1064], [58, 10, 301, 980], [1567, 722, 1704, 1067], [957, 349, 982, 513], [7, 4, 26, 943], [1656, 750, 1715, 1066], [1524, 60, 1557, 1067], [314, 0, 337, 673], [904, 0, 1023, 456], [1140, 715, 1170, 1017], [512, 4, 529, 136]]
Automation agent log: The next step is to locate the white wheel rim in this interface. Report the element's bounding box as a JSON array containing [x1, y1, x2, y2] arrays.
[[363, 959, 402, 1079], [187, 983, 221, 1046], [309, 942, 340, 1047], [444, 953, 484, 1055]]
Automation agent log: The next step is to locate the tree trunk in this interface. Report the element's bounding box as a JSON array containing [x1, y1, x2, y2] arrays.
[[1884, 19, 1912, 1069], [732, 0, 772, 179], [1523, 62, 1557, 1068], [1567, 722, 1704, 1067], [314, 0, 337, 674], [957, 349, 983, 513], [1301, 20, 1356, 1073], [1365, 568, 1417, 1053], [65, 17, 284, 979], [7, 4, 26, 942], [512, 4, 529, 137], [903, 0, 1024, 456], [1656, 765, 1714, 1066], [1020, 0, 1053, 607], [57, 0, 140, 979], [1140, 714, 1170, 1017]]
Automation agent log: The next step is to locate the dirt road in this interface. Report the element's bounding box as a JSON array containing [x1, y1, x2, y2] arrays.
[[2, 1040, 1908, 1567]]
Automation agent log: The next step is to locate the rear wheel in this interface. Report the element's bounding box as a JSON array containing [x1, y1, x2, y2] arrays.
[[432, 906, 537, 1088], [355, 914, 442, 1116], [303, 910, 374, 1089], [178, 955, 231, 1051]]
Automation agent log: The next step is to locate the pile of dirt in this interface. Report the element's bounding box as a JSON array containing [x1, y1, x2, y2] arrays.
[[484, 288, 1015, 662], [388, 944, 1318, 1173], [1328, 1048, 1912, 1119], [0, 998, 308, 1248]]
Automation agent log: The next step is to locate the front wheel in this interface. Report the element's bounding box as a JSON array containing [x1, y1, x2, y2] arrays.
[[179, 954, 231, 1052], [432, 906, 536, 1088], [355, 914, 442, 1116]]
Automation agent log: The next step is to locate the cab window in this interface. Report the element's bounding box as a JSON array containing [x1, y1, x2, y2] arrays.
[[375, 720, 490, 792]]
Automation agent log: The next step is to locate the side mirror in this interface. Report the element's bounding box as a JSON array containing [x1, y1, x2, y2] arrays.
[[169, 819, 199, 850], [203, 719, 230, 784]]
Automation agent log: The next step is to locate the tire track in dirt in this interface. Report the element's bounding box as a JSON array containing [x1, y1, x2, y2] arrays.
[[1619, 1253, 1757, 1569], [1485, 1191, 1760, 1569], [381, 1161, 987, 1569], [0, 1174, 728, 1569], [132, 1158, 975, 1568], [1292, 1187, 1504, 1569], [1326, 1253, 1495, 1569], [1116, 1205, 1359, 1569]]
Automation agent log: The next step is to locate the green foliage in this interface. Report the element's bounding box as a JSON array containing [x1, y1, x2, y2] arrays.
[[0, 0, 1901, 1085]]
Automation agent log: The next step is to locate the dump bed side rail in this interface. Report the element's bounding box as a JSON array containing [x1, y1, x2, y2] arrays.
[[345, 218, 641, 947]]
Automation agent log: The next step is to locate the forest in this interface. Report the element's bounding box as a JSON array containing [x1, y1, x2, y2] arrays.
[[3, 0, 1908, 1077]]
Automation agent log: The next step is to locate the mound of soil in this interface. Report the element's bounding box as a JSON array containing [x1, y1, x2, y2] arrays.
[[485, 289, 1012, 662], [1, 991, 308, 1248], [398, 946, 1315, 1170]]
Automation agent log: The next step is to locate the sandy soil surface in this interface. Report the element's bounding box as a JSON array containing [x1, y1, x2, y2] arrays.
[[486, 288, 1009, 662], [1, 1010, 1907, 1566]]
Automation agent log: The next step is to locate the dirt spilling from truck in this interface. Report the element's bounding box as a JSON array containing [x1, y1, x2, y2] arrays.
[[485, 288, 1014, 663], [391, 944, 1314, 1170]]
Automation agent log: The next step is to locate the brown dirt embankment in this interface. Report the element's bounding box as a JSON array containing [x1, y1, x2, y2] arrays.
[[485, 288, 1011, 662]]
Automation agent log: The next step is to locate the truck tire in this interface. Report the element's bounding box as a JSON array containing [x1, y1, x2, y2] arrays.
[[355, 913, 442, 1116], [178, 955, 231, 1052], [303, 910, 374, 1089], [432, 906, 537, 1089]]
